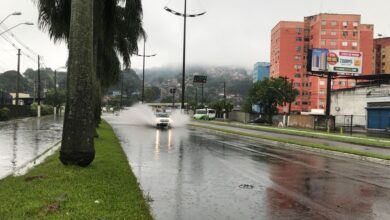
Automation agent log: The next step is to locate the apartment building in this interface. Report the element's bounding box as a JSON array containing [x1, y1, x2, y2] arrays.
[[374, 37, 390, 74], [270, 14, 374, 113]]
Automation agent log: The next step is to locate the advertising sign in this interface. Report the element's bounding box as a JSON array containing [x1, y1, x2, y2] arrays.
[[311, 48, 329, 72], [309, 49, 363, 74], [327, 50, 362, 74]]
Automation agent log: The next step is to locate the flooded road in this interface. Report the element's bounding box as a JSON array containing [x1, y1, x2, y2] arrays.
[[105, 114, 390, 220], [0, 116, 63, 179]]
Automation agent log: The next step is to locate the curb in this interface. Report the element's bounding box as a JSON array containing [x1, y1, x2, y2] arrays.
[[0, 141, 62, 180], [190, 125, 390, 166]]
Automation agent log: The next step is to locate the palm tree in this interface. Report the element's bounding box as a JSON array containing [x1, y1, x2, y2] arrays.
[[34, 0, 145, 166], [60, 0, 95, 166]]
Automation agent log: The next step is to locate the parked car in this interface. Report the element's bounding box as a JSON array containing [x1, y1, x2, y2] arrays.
[[193, 109, 216, 120], [249, 117, 270, 124], [155, 112, 173, 128]]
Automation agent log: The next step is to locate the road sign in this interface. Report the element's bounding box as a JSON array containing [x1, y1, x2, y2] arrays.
[[193, 75, 207, 83], [169, 88, 176, 94]]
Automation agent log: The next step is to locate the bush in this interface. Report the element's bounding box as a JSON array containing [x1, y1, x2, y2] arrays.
[[30, 103, 54, 116], [0, 107, 10, 121]]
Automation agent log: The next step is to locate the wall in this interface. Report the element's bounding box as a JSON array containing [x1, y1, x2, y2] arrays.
[[288, 115, 315, 129], [228, 111, 256, 123]]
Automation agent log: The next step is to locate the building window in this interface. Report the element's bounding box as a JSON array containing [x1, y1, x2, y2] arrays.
[[339, 81, 346, 86], [342, 31, 348, 37], [293, 82, 301, 87], [294, 73, 301, 78], [382, 62, 386, 66], [342, 41, 348, 47], [331, 31, 337, 36], [294, 101, 300, 106], [343, 21, 348, 27], [353, 21, 359, 27], [352, 42, 358, 49], [321, 30, 326, 35], [353, 31, 358, 37], [331, 21, 337, 26], [294, 55, 301, 60], [295, 46, 301, 52], [296, 28, 303, 34], [302, 102, 308, 105], [294, 64, 302, 70], [321, 20, 327, 26], [319, 90, 325, 95], [296, 37, 303, 42], [321, 40, 326, 46], [330, 40, 337, 46], [319, 80, 325, 86]]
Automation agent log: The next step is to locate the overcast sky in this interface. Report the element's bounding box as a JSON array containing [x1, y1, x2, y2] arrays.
[[1, 0, 389, 73]]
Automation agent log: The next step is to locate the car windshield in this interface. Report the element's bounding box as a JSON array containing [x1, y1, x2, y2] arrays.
[[208, 110, 216, 113], [156, 113, 169, 118], [196, 110, 207, 114]]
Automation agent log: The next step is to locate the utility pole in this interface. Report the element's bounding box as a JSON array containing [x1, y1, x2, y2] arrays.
[[164, 1, 206, 110], [54, 70, 57, 115], [288, 79, 293, 114], [16, 49, 21, 105], [180, 0, 187, 110], [142, 39, 146, 103], [201, 83, 204, 106], [195, 86, 198, 108], [37, 55, 41, 117], [120, 70, 124, 109]]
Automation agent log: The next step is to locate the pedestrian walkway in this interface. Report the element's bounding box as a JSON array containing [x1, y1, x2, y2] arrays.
[[0, 116, 63, 179], [191, 121, 390, 157]]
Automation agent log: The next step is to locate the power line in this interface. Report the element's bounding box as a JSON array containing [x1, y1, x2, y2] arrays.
[[0, 24, 39, 58]]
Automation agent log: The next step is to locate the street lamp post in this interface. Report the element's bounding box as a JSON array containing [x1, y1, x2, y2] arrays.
[[164, 1, 206, 109], [0, 22, 34, 36], [54, 66, 66, 115], [0, 12, 21, 26], [135, 38, 156, 103]]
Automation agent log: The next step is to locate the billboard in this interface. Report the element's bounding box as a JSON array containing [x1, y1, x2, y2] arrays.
[[308, 49, 363, 74], [327, 50, 362, 74]]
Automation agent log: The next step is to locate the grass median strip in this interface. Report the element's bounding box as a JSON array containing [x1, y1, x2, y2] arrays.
[[191, 123, 390, 161], [200, 120, 390, 149], [0, 121, 153, 220]]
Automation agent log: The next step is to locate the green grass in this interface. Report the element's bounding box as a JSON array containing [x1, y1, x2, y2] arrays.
[[0, 121, 153, 220], [191, 123, 390, 161], [198, 120, 390, 149]]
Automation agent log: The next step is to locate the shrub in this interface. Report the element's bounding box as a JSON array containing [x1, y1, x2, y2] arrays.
[[30, 103, 54, 116], [0, 107, 10, 121]]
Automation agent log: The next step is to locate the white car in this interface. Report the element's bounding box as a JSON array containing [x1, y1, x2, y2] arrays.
[[155, 112, 173, 128]]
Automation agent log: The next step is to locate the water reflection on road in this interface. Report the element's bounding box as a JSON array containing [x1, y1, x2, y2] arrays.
[[0, 116, 63, 179], [105, 114, 390, 220]]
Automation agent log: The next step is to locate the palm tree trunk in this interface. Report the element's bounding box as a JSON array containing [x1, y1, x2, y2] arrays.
[[60, 0, 95, 167]]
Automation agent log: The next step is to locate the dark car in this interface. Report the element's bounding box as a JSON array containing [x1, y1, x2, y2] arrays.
[[249, 117, 269, 124]]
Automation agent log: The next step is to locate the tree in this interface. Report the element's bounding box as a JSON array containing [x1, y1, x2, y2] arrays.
[[34, 0, 144, 166], [246, 78, 299, 122], [45, 89, 66, 110], [144, 86, 161, 102], [60, 0, 95, 167]]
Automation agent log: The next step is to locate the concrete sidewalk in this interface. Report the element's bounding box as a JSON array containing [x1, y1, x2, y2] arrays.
[[190, 121, 390, 157]]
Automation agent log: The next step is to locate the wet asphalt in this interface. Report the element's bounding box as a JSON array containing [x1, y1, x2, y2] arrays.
[[0, 115, 63, 179], [105, 114, 390, 220]]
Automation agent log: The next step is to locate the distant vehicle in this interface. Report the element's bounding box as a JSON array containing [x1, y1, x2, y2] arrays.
[[155, 112, 173, 128], [249, 116, 269, 124], [193, 109, 216, 120]]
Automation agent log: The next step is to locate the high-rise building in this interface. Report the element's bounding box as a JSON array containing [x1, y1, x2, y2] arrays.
[[270, 14, 374, 113], [374, 37, 390, 74], [253, 62, 270, 82]]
